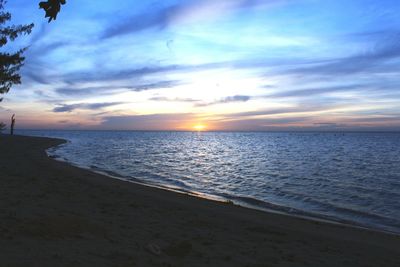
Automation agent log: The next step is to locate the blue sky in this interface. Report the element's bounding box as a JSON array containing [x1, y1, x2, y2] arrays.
[[1, 0, 400, 130]]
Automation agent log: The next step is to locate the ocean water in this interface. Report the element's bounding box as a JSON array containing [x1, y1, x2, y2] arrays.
[[18, 130, 400, 234]]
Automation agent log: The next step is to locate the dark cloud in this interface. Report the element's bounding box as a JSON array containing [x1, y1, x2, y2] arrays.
[[132, 80, 183, 91], [195, 95, 251, 107], [23, 70, 54, 85], [63, 65, 181, 85], [101, 3, 183, 39], [219, 95, 250, 103], [55, 86, 113, 96], [55, 80, 182, 97], [265, 84, 362, 98], [53, 102, 125, 113], [100, 0, 279, 39], [149, 97, 199, 102]]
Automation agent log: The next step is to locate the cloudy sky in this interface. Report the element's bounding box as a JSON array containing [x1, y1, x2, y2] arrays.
[[1, 0, 400, 131]]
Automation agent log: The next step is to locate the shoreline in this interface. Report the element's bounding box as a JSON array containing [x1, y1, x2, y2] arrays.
[[48, 138, 400, 237], [1, 135, 399, 266]]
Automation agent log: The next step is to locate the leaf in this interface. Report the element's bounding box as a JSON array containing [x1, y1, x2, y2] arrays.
[[39, 0, 66, 22]]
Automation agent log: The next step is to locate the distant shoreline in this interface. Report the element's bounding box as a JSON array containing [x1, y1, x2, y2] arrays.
[[1, 135, 399, 266]]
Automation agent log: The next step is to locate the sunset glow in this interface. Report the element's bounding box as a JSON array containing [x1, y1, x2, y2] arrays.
[[193, 124, 206, 131]]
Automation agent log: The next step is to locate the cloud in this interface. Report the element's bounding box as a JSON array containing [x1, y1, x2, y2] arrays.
[[195, 95, 251, 107], [99, 113, 196, 130], [212, 116, 313, 131], [101, 3, 183, 39], [221, 103, 348, 120], [343, 29, 400, 45], [63, 65, 182, 85], [101, 0, 285, 39], [55, 86, 115, 96], [22, 40, 71, 85], [55, 80, 183, 98], [227, 107, 315, 118], [346, 116, 400, 123], [132, 80, 183, 91], [218, 95, 250, 103], [265, 84, 362, 98], [53, 61, 239, 86], [287, 32, 400, 76], [23, 71, 53, 85], [28, 23, 49, 44], [213, 116, 400, 131], [28, 57, 295, 89], [313, 122, 347, 128], [149, 97, 199, 102], [53, 102, 125, 113]]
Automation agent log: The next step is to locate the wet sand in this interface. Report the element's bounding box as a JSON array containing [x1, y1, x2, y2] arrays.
[[0, 135, 399, 267]]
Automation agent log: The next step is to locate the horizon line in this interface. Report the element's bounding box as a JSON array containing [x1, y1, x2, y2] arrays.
[[12, 129, 400, 134]]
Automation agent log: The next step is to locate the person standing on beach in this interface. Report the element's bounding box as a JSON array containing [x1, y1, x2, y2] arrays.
[[10, 114, 15, 135]]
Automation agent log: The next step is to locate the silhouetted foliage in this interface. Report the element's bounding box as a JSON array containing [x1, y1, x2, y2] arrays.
[[0, 121, 5, 132], [0, 0, 33, 102], [39, 0, 66, 22]]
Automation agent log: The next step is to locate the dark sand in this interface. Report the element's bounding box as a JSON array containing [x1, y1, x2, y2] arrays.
[[0, 135, 399, 267]]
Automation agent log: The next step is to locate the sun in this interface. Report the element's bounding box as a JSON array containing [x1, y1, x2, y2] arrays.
[[193, 124, 206, 131]]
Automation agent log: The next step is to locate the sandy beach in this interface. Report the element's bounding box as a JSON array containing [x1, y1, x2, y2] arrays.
[[0, 135, 399, 267]]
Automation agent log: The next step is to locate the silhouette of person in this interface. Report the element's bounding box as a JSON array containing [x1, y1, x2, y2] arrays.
[[10, 114, 15, 135]]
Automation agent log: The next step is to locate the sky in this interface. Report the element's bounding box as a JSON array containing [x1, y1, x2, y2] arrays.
[[1, 0, 400, 131]]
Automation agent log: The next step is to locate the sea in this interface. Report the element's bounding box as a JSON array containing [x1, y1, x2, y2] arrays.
[[17, 130, 400, 234]]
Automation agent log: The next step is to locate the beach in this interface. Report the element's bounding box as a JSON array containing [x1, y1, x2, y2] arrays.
[[0, 135, 399, 267]]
